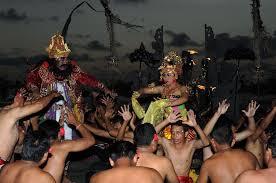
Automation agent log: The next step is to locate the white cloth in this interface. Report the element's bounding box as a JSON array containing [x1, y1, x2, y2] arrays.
[[55, 82, 72, 140]]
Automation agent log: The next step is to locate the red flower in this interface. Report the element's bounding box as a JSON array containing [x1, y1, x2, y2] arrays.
[[42, 61, 49, 68]]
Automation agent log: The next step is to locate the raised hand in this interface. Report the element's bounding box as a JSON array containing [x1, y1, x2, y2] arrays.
[[167, 111, 182, 123], [118, 105, 132, 121], [242, 100, 260, 118], [183, 109, 197, 127], [130, 112, 136, 125], [217, 99, 230, 115], [100, 96, 114, 109]]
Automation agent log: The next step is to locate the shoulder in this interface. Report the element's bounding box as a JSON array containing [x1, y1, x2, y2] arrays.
[[134, 167, 162, 179], [238, 149, 258, 161], [145, 168, 163, 181], [180, 85, 189, 91], [33, 169, 56, 182], [235, 170, 261, 183], [90, 172, 101, 182], [200, 158, 213, 171], [155, 85, 164, 91]]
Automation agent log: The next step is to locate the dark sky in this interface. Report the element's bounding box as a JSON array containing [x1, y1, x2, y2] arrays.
[[0, 0, 275, 81]]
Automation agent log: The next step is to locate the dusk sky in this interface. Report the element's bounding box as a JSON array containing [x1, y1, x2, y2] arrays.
[[0, 0, 275, 81]]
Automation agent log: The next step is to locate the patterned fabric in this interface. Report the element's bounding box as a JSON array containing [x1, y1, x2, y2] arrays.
[[25, 60, 106, 139]]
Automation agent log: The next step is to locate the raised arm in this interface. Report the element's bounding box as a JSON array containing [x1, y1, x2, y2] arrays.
[[203, 99, 230, 135], [203, 146, 214, 161], [183, 110, 209, 149], [138, 85, 163, 95], [235, 100, 259, 142], [129, 112, 137, 131], [155, 111, 182, 133], [117, 105, 133, 140], [84, 123, 114, 139], [8, 92, 60, 121], [250, 106, 276, 142], [60, 109, 95, 152]]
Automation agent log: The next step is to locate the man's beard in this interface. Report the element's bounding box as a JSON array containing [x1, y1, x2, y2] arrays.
[[49, 61, 74, 80]]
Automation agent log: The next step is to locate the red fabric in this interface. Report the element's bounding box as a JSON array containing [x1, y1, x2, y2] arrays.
[[177, 176, 193, 183], [59, 127, 65, 137], [153, 133, 159, 141], [0, 157, 6, 165], [26, 68, 41, 89], [77, 71, 103, 90]]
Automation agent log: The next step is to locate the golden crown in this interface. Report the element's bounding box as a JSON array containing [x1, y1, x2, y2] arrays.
[[163, 51, 182, 64], [46, 33, 71, 59], [159, 51, 182, 79]]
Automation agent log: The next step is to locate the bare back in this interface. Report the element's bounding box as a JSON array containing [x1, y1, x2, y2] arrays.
[[199, 149, 259, 183], [0, 109, 18, 162], [90, 167, 162, 183], [0, 161, 55, 183], [136, 151, 178, 182], [235, 167, 276, 183], [43, 141, 69, 183]]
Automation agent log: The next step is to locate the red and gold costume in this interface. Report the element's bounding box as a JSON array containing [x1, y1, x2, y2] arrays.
[[25, 33, 109, 139]]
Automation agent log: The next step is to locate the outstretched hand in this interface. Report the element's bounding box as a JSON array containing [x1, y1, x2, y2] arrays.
[[167, 111, 182, 123], [118, 105, 132, 121], [183, 109, 197, 127], [242, 100, 259, 118], [100, 96, 114, 109], [217, 99, 230, 115]]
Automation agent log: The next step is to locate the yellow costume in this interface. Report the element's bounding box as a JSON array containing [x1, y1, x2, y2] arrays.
[[132, 51, 188, 139]]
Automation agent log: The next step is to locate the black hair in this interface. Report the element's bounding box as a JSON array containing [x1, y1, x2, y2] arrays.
[[21, 132, 50, 162], [268, 132, 276, 158], [171, 120, 189, 132], [39, 119, 60, 140], [84, 108, 96, 123], [210, 116, 233, 145], [134, 123, 156, 147], [109, 141, 136, 162]]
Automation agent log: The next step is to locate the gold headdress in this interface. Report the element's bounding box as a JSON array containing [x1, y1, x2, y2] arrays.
[[159, 51, 183, 80], [46, 33, 71, 59]]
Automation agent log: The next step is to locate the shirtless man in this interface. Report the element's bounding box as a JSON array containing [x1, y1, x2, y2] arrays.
[[203, 100, 275, 167], [197, 122, 259, 183], [245, 104, 276, 167], [0, 92, 60, 168], [90, 140, 162, 183], [155, 109, 209, 183], [202, 100, 258, 160], [40, 108, 95, 183], [235, 133, 276, 183], [0, 132, 55, 183], [133, 123, 179, 183]]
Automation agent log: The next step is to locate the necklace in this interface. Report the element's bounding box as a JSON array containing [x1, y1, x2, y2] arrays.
[[162, 83, 180, 98]]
